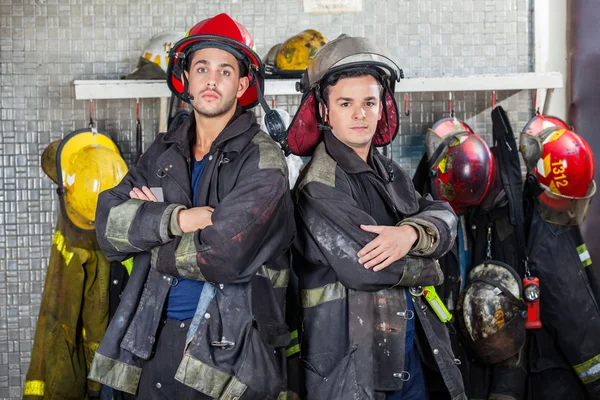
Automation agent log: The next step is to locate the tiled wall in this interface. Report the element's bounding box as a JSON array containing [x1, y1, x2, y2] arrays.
[[0, 0, 533, 398]]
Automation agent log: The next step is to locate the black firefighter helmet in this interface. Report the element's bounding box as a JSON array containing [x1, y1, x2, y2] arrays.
[[456, 261, 527, 364]]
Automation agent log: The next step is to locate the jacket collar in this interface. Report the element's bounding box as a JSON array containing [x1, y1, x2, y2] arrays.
[[162, 103, 259, 156], [323, 131, 373, 174], [323, 131, 391, 181]]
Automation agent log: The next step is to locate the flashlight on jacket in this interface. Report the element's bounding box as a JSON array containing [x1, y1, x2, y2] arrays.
[[423, 286, 453, 323], [523, 276, 542, 329]]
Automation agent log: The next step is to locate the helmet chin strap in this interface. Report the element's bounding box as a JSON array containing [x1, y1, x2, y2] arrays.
[[314, 86, 332, 132], [254, 69, 290, 155], [182, 73, 194, 102], [177, 55, 195, 102]]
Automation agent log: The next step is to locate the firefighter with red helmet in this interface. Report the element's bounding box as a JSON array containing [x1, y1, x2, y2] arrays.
[[520, 115, 600, 400], [88, 14, 295, 399]]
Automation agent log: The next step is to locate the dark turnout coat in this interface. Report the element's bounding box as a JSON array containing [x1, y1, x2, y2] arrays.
[[89, 107, 296, 399], [292, 132, 466, 400], [526, 210, 600, 400]]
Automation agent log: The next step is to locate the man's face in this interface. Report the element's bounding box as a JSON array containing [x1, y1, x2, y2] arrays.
[[325, 75, 383, 151], [184, 47, 249, 118]]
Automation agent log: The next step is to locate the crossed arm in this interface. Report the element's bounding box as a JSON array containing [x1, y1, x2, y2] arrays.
[[95, 153, 295, 284], [294, 181, 456, 291]]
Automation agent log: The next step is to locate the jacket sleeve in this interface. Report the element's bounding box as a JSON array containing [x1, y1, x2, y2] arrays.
[[531, 221, 600, 397], [81, 249, 110, 398], [95, 145, 184, 262], [400, 192, 458, 259], [294, 180, 444, 292], [154, 136, 295, 284]]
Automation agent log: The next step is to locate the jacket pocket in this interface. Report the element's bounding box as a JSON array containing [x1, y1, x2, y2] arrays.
[[235, 324, 286, 400], [303, 346, 373, 400]]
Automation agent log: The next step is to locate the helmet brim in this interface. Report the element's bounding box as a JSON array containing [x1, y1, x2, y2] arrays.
[[166, 34, 265, 109]]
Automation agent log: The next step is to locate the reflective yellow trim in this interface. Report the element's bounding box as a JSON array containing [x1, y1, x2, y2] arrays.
[[577, 244, 592, 268], [52, 230, 74, 266], [175, 354, 247, 398], [122, 257, 134, 275], [574, 353, 600, 384], [85, 341, 100, 353], [23, 380, 45, 396], [286, 344, 300, 358], [105, 199, 144, 252], [290, 329, 298, 341], [82, 327, 100, 367], [280, 391, 300, 400], [175, 233, 205, 280], [89, 352, 141, 394], [300, 281, 346, 308], [256, 265, 290, 288]]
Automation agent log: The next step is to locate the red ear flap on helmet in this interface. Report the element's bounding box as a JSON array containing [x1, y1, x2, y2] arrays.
[[372, 90, 399, 147], [287, 86, 399, 157], [288, 93, 320, 157]]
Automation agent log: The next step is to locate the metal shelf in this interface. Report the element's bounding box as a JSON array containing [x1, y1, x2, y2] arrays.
[[74, 72, 562, 98], [73, 72, 563, 131]]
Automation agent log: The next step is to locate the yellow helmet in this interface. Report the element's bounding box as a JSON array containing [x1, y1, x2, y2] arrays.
[[265, 30, 328, 78], [56, 129, 128, 230]]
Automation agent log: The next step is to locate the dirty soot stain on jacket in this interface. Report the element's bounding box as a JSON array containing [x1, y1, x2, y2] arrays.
[[89, 106, 296, 400], [293, 131, 466, 400]]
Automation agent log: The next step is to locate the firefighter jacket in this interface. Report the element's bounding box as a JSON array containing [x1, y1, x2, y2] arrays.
[[292, 131, 465, 400], [88, 107, 296, 399], [24, 213, 110, 399], [413, 151, 527, 400], [526, 208, 600, 400]]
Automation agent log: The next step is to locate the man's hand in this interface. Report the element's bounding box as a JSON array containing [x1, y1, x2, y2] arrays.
[[129, 186, 158, 202], [178, 207, 215, 233], [357, 224, 419, 272]]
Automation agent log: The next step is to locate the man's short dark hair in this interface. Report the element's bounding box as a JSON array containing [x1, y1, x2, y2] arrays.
[[185, 50, 249, 79], [321, 70, 384, 106]]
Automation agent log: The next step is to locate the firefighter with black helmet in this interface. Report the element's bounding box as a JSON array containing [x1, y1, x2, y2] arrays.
[[289, 34, 465, 400]]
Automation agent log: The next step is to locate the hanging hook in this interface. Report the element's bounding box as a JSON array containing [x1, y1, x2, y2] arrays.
[[88, 99, 97, 134], [448, 92, 455, 118], [404, 93, 410, 117], [135, 98, 142, 164], [492, 90, 496, 110], [533, 90, 540, 115]]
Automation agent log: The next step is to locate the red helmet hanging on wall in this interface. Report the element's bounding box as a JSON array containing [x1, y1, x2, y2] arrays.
[[425, 117, 496, 214], [166, 13, 264, 109], [520, 114, 595, 225], [522, 113, 569, 136]]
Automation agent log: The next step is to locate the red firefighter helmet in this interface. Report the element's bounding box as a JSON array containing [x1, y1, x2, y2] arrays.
[[522, 113, 569, 136], [166, 14, 264, 109], [425, 117, 496, 214], [521, 123, 596, 225]]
